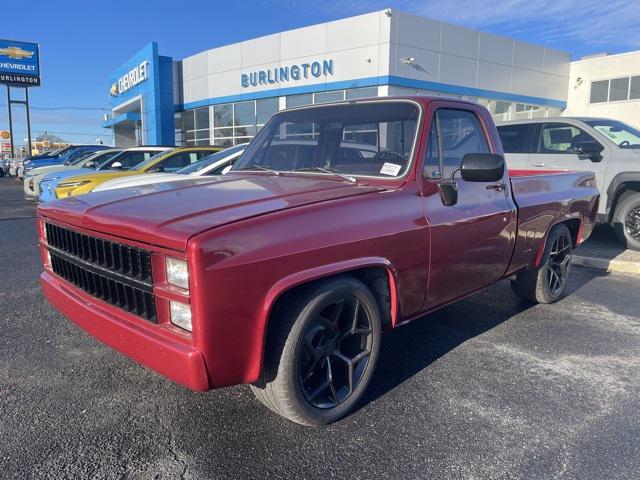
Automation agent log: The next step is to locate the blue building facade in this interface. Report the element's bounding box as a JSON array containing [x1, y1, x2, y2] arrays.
[[103, 42, 174, 146]]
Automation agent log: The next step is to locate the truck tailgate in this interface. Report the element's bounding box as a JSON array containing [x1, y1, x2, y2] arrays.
[[507, 170, 599, 274]]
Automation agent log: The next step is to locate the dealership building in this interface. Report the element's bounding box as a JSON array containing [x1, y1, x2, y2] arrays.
[[103, 9, 581, 147]]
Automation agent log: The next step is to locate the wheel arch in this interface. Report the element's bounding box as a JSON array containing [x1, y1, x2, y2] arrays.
[[533, 216, 582, 268], [606, 174, 640, 222], [254, 258, 399, 379]]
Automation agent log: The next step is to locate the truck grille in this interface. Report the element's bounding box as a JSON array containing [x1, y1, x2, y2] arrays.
[[45, 223, 156, 322]]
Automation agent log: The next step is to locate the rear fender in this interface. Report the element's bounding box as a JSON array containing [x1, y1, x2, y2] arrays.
[[532, 215, 583, 268]]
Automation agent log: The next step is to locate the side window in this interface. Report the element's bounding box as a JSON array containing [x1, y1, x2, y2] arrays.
[[160, 152, 192, 171], [196, 150, 215, 160], [121, 152, 148, 169], [497, 124, 536, 153], [437, 109, 489, 175], [536, 123, 597, 154], [423, 118, 441, 179]]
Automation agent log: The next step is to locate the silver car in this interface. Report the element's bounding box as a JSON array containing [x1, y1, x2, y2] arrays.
[[497, 117, 640, 249], [23, 148, 122, 201]]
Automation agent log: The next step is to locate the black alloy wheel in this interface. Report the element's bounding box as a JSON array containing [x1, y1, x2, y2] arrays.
[[298, 296, 374, 409], [251, 276, 382, 426], [624, 206, 640, 242], [546, 231, 572, 295]]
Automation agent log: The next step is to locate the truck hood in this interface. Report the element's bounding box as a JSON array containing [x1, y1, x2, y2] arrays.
[[37, 173, 388, 251], [92, 172, 187, 192]]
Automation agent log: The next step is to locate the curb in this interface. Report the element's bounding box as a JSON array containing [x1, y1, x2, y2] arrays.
[[573, 255, 640, 275]]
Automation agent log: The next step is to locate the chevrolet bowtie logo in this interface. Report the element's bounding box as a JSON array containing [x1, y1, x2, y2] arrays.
[[110, 83, 118, 96], [0, 46, 35, 60]]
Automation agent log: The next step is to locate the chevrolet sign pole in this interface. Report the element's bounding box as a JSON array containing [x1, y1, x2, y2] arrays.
[[0, 39, 41, 157]]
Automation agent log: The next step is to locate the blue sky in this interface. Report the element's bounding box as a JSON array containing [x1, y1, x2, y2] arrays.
[[2, 0, 639, 145]]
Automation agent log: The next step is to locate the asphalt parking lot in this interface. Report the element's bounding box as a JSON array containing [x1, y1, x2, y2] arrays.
[[1, 176, 639, 480]]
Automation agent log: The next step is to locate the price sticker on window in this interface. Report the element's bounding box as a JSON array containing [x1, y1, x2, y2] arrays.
[[380, 162, 402, 176]]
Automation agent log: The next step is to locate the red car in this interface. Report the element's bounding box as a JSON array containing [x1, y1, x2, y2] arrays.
[[37, 97, 599, 425]]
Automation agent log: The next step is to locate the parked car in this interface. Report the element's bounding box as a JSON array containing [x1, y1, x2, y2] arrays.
[[54, 146, 220, 198], [23, 149, 122, 201], [497, 117, 640, 249], [37, 97, 598, 426], [8, 158, 23, 177], [1, 158, 15, 176], [92, 144, 248, 192], [23, 145, 110, 176], [39, 146, 172, 202]]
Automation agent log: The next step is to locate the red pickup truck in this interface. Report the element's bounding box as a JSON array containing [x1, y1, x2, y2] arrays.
[[37, 97, 599, 426]]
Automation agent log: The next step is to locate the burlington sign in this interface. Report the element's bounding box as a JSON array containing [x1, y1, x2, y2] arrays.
[[110, 60, 149, 96], [241, 59, 334, 88]]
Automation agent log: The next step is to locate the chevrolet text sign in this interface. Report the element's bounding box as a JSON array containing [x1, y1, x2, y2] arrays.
[[0, 39, 40, 87], [110, 60, 149, 96]]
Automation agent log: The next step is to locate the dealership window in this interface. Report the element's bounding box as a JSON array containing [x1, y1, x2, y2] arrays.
[[345, 87, 378, 99], [314, 90, 345, 104], [610, 77, 630, 102], [590, 75, 640, 103], [286, 94, 313, 108], [590, 80, 609, 103], [257, 98, 279, 125], [631, 76, 640, 100]]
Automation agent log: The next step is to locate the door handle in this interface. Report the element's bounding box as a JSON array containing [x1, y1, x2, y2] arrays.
[[486, 183, 506, 192], [531, 162, 546, 167]]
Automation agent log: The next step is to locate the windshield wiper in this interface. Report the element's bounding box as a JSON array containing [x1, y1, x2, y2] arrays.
[[294, 167, 356, 183], [238, 164, 281, 175]]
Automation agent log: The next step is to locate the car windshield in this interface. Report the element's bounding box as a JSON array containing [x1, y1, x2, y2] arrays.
[[232, 101, 420, 178], [79, 150, 118, 168], [178, 144, 247, 174], [585, 119, 640, 148], [67, 151, 96, 165]]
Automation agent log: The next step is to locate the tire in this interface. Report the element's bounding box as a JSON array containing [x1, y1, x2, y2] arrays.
[[511, 223, 573, 304], [613, 193, 640, 251], [251, 276, 382, 426]]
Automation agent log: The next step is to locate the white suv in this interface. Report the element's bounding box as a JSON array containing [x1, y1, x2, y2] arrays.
[[498, 117, 640, 250]]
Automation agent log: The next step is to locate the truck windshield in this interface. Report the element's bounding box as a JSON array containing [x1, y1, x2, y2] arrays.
[[585, 119, 640, 149], [233, 101, 420, 178]]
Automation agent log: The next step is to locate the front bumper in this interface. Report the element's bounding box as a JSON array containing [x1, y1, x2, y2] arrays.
[[40, 270, 210, 391]]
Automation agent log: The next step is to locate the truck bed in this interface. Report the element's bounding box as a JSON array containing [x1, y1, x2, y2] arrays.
[[506, 170, 599, 274]]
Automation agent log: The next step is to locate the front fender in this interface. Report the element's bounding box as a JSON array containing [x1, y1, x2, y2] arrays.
[[255, 257, 399, 379]]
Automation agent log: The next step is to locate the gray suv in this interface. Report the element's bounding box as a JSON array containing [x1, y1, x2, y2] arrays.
[[498, 117, 640, 250]]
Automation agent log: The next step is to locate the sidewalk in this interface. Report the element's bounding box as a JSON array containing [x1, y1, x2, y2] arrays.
[[574, 225, 640, 274]]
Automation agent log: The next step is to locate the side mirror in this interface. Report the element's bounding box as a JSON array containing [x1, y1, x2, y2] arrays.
[[437, 181, 458, 207], [573, 141, 604, 162], [460, 153, 505, 183], [84, 161, 95, 169], [111, 161, 122, 169]]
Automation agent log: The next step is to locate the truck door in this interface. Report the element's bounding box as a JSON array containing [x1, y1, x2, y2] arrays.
[[531, 122, 608, 193], [421, 105, 517, 309]]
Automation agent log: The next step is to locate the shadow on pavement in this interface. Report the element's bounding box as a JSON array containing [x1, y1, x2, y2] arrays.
[[356, 267, 602, 412]]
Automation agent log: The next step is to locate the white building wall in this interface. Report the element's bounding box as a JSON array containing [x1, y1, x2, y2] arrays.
[[180, 11, 392, 106], [564, 51, 640, 129], [389, 11, 570, 103]]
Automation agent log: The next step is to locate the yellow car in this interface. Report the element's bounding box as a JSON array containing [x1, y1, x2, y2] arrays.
[[55, 146, 221, 198]]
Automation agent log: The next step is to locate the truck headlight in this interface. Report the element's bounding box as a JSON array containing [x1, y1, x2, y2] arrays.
[[166, 257, 189, 290], [170, 301, 192, 332]]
